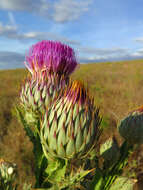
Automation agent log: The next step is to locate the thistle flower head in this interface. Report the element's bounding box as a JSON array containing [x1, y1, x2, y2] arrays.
[[25, 40, 78, 80], [118, 105, 143, 144], [41, 80, 101, 160]]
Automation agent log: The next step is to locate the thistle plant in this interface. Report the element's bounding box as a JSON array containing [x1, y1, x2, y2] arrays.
[[17, 40, 80, 188], [14, 40, 143, 189]]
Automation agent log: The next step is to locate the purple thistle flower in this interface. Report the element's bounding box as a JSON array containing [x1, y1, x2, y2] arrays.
[[25, 40, 78, 80]]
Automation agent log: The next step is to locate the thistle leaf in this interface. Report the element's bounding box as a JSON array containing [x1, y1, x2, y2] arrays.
[[15, 106, 35, 142], [109, 177, 136, 190], [44, 159, 67, 184]]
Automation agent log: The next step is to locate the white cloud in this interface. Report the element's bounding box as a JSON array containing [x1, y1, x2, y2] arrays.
[[0, 0, 92, 23], [0, 22, 17, 37], [21, 31, 80, 45], [77, 47, 143, 63], [0, 0, 40, 11], [79, 46, 129, 56], [0, 22, 80, 45], [134, 37, 143, 44], [77, 46, 131, 62], [53, 0, 92, 22], [131, 48, 143, 57]]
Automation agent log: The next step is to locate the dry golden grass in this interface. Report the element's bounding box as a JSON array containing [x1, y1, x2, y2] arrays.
[[1, 59, 143, 188]]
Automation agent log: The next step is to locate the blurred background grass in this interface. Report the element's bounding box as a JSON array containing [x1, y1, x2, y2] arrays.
[[1, 60, 143, 189]]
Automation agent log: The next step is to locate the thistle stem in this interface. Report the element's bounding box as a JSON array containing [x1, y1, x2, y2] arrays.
[[103, 141, 133, 190]]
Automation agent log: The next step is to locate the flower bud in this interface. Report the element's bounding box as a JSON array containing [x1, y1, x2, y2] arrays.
[[118, 105, 143, 144], [0, 159, 17, 184], [41, 80, 102, 160]]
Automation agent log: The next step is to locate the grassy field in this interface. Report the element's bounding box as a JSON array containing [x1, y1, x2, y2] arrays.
[[1, 59, 143, 189]]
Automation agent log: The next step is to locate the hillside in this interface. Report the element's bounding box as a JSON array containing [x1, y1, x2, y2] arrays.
[[1, 59, 143, 188]]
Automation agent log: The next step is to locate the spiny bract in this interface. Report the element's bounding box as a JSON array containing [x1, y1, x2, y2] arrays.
[[20, 73, 68, 123], [41, 80, 102, 160]]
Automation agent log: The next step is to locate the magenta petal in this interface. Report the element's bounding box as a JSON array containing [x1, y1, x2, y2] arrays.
[[25, 40, 78, 79]]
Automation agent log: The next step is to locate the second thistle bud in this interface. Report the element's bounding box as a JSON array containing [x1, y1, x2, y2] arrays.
[[41, 80, 102, 160], [118, 105, 143, 144]]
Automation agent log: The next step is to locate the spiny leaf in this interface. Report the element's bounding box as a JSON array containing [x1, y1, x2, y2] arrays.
[[16, 106, 35, 142], [109, 177, 136, 190], [44, 159, 67, 184]]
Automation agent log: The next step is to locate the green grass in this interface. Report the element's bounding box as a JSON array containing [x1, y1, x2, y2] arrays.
[[1, 59, 143, 189]]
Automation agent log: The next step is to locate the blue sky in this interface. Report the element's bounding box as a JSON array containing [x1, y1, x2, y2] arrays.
[[0, 0, 143, 69]]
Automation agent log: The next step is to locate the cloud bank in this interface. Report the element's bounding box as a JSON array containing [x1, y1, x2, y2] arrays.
[[0, 51, 24, 69], [0, 22, 80, 45], [0, 0, 92, 23], [78, 46, 143, 63]]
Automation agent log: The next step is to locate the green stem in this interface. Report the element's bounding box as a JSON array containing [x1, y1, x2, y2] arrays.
[[103, 141, 133, 190], [88, 156, 104, 190], [33, 134, 47, 188]]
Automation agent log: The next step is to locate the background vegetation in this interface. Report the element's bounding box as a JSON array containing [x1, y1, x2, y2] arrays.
[[1, 59, 143, 189]]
